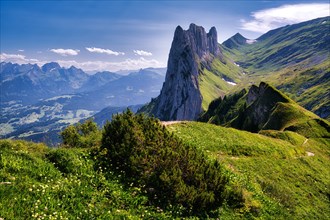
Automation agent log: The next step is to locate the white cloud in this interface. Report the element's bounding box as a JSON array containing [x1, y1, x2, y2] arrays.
[[86, 47, 125, 56], [133, 50, 152, 56], [0, 53, 39, 64], [50, 48, 80, 56], [18, 49, 25, 52], [241, 3, 329, 33], [56, 57, 164, 72]]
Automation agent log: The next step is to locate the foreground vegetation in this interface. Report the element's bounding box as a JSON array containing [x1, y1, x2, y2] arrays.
[[1, 111, 239, 219], [168, 122, 330, 219], [1, 111, 329, 219]]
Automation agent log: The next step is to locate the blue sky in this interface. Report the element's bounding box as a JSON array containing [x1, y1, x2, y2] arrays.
[[1, 0, 329, 72]]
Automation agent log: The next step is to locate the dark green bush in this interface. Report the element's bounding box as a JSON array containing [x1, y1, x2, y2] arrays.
[[60, 119, 101, 148], [100, 109, 229, 215]]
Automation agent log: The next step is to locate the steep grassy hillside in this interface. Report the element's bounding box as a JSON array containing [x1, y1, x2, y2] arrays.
[[199, 57, 243, 110], [168, 122, 330, 219], [200, 82, 330, 137], [0, 140, 171, 219], [227, 17, 329, 72], [222, 16, 330, 119]]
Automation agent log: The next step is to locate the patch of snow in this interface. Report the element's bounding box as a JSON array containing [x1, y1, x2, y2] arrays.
[[138, 89, 145, 93], [126, 86, 133, 91], [242, 72, 246, 75], [234, 62, 240, 67], [322, 21, 327, 24], [246, 39, 257, 44], [222, 78, 237, 86]]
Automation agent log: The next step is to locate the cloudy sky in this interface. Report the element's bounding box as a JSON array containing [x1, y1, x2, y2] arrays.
[[1, 0, 329, 72]]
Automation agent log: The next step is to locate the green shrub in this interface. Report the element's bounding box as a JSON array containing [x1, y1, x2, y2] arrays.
[[60, 119, 101, 148], [100, 109, 231, 216]]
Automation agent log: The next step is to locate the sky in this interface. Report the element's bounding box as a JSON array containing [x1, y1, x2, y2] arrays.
[[1, 0, 329, 72]]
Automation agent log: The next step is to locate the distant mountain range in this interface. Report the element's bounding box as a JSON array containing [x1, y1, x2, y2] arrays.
[[0, 62, 166, 144]]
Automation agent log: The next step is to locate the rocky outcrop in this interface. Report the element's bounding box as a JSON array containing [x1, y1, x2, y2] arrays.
[[239, 82, 291, 132], [200, 82, 292, 132], [142, 24, 222, 121]]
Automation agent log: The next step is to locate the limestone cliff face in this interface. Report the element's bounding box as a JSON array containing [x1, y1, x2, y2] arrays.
[[146, 24, 221, 121]]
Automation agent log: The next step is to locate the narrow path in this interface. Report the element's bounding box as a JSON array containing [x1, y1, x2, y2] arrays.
[[161, 121, 183, 126], [302, 139, 314, 156], [303, 138, 309, 145], [306, 152, 315, 157]]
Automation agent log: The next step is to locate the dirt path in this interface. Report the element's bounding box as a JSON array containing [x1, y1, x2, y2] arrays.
[[161, 121, 183, 126], [306, 151, 315, 157], [302, 139, 314, 156], [303, 138, 309, 145]]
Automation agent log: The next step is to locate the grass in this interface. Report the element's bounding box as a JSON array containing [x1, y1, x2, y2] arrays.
[[199, 57, 243, 110], [199, 69, 228, 110], [167, 122, 305, 158], [1, 119, 329, 219], [167, 121, 330, 219], [0, 139, 171, 219]]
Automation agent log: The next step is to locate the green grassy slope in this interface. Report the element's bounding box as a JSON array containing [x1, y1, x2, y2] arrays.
[[200, 82, 330, 137], [222, 16, 330, 119], [168, 122, 330, 219], [0, 140, 171, 219], [1, 118, 329, 219], [229, 17, 329, 72], [199, 56, 244, 110]]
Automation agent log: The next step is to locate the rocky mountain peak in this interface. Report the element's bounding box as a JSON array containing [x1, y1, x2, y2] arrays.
[[141, 24, 222, 121], [41, 62, 61, 72], [222, 32, 248, 49]]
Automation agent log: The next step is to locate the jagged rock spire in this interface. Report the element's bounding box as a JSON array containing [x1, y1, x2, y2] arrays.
[[145, 24, 222, 121]]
